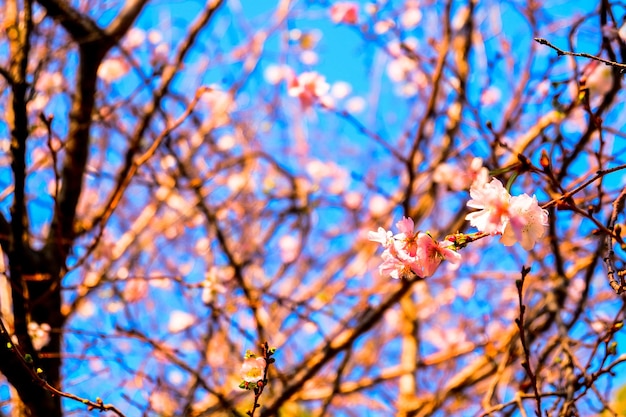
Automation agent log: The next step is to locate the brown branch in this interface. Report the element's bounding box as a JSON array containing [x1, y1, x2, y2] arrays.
[[82, 0, 225, 252], [35, 0, 103, 44], [516, 267, 542, 416], [105, 0, 150, 40], [535, 37, 626, 71], [260, 274, 422, 416]]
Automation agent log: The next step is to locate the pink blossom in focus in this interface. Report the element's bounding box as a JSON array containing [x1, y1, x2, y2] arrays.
[[465, 178, 511, 235], [369, 217, 462, 279], [466, 178, 549, 249], [415, 234, 462, 277], [500, 193, 549, 250], [288, 71, 330, 109], [240, 356, 266, 383], [330, 2, 359, 24]]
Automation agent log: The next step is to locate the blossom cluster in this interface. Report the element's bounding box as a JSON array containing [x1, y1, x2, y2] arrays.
[[368, 217, 461, 279], [466, 178, 549, 250], [369, 176, 549, 280], [287, 71, 330, 109]]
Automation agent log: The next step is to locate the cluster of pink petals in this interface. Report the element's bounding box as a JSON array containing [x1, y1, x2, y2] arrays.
[[287, 71, 330, 109], [465, 178, 549, 250], [330, 2, 359, 24], [368, 217, 461, 279]]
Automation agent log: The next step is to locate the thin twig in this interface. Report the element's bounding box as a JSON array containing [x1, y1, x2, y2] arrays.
[[515, 266, 542, 416], [534, 37, 626, 71]]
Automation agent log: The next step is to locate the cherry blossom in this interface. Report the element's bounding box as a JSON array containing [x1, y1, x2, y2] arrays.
[[288, 71, 330, 109], [27, 322, 51, 351], [167, 310, 195, 333], [465, 178, 512, 235], [415, 235, 462, 277], [369, 217, 462, 279], [433, 157, 489, 191], [500, 193, 549, 250], [240, 356, 266, 383], [466, 178, 549, 249], [98, 57, 129, 83], [329, 2, 359, 25], [367, 227, 392, 247], [202, 267, 227, 305]]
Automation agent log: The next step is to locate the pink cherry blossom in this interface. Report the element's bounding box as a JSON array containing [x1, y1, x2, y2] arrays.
[[279, 235, 300, 263], [369, 217, 462, 279], [433, 157, 489, 191], [500, 193, 549, 250], [367, 227, 392, 247], [98, 57, 129, 83], [415, 234, 462, 277], [465, 178, 511, 235], [466, 178, 549, 250], [330, 2, 359, 25], [287, 71, 330, 109], [240, 356, 266, 383]]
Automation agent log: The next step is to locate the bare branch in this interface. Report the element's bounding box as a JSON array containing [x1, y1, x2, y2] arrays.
[[535, 37, 626, 71]]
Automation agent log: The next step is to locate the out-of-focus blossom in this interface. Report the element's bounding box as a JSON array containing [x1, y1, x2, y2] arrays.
[[264, 64, 294, 85], [29, 71, 64, 112], [98, 57, 130, 83], [149, 391, 176, 416], [28, 322, 51, 351], [330, 81, 352, 99], [367, 227, 393, 247], [167, 310, 195, 333], [582, 61, 614, 105], [240, 356, 266, 383], [369, 217, 461, 279], [300, 50, 319, 66], [279, 235, 300, 263], [344, 191, 363, 209], [123, 278, 149, 303], [36, 71, 63, 93], [400, 2, 422, 29], [500, 194, 549, 250], [288, 71, 330, 109], [386, 40, 428, 97], [202, 267, 227, 305], [147, 29, 163, 44], [201, 87, 235, 128], [330, 2, 359, 24], [124, 27, 146, 49], [480, 86, 502, 106], [433, 157, 489, 191], [306, 159, 349, 194], [374, 20, 395, 34], [346, 96, 366, 113], [368, 194, 390, 217], [466, 178, 549, 249]]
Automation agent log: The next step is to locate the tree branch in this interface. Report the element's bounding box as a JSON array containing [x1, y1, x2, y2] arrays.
[[105, 0, 149, 41], [34, 0, 104, 43], [535, 37, 626, 71]]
